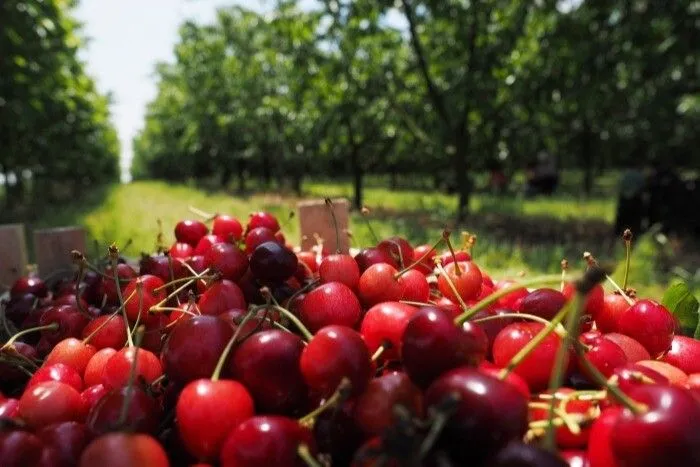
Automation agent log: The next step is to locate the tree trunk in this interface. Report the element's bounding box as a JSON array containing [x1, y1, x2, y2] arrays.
[[351, 147, 363, 210], [454, 129, 471, 223]]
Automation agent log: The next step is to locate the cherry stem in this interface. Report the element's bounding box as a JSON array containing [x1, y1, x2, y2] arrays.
[[298, 378, 351, 426], [622, 229, 633, 291], [117, 324, 145, 427], [560, 259, 568, 293], [109, 245, 134, 348], [453, 274, 565, 325], [442, 230, 462, 276], [150, 272, 209, 312], [324, 198, 342, 254], [604, 273, 635, 306], [128, 284, 145, 346], [472, 312, 567, 337], [267, 305, 313, 341], [297, 444, 322, 467], [394, 236, 443, 280], [82, 304, 125, 345], [434, 262, 470, 313], [211, 312, 256, 382], [371, 342, 391, 362], [360, 206, 379, 244], [152, 271, 212, 293], [400, 300, 436, 307], [528, 402, 582, 436], [1, 322, 59, 350]]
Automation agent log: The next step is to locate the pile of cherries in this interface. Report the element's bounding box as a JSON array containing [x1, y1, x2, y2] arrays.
[[1, 210, 699, 467]]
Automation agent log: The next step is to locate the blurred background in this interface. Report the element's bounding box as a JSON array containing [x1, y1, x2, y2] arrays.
[[0, 0, 698, 296]]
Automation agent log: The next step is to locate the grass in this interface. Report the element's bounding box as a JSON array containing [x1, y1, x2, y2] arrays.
[[8, 178, 699, 299]]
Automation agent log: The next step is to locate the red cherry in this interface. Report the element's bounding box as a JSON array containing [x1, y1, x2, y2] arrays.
[[80, 384, 108, 414], [84, 348, 117, 387], [122, 275, 167, 326], [244, 227, 277, 253], [354, 247, 398, 272], [297, 251, 319, 274], [401, 307, 487, 388], [193, 234, 224, 256], [10, 275, 48, 298], [633, 360, 688, 386], [434, 296, 462, 320], [438, 249, 471, 266], [220, 415, 316, 467], [79, 433, 169, 467], [27, 362, 83, 392], [611, 385, 700, 467], [353, 372, 423, 436], [319, 254, 360, 290], [198, 280, 246, 316], [412, 244, 436, 274], [530, 388, 594, 448], [437, 261, 482, 303], [169, 242, 194, 259], [37, 421, 88, 467], [377, 236, 413, 267], [299, 282, 362, 332], [0, 430, 44, 467], [519, 288, 567, 320], [19, 381, 84, 428], [229, 329, 307, 414], [616, 299, 675, 357], [492, 322, 571, 392], [358, 263, 405, 306], [0, 398, 19, 418], [604, 332, 651, 362], [176, 379, 255, 461], [212, 215, 244, 241], [493, 280, 529, 311], [39, 305, 90, 345], [300, 325, 372, 397], [247, 211, 281, 233], [398, 269, 430, 303], [478, 362, 531, 399], [175, 219, 209, 246], [609, 363, 668, 396], [44, 338, 97, 377], [204, 243, 249, 282], [597, 293, 632, 332], [360, 301, 418, 360], [81, 314, 128, 350], [660, 335, 700, 374], [579, 335, 628, 380], [561, 450, 589, 467], [86, 386, 160, 437], [102, 346, 162, 389]]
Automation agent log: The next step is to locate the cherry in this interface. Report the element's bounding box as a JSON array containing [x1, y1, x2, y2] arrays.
[[300, 325, 372, 397], [437, 261, 482, 303], [0, 398, 19, 418], [519, 288, 567, 320], [27, 362, 83, 392], [198, 279, 246, 316], [212, 214, 244, 241], [604, 332, 650, 362], [438, 249, 471, 266], [314, 400, 364, 466], [10, 275, 48, 299], [81, 314, 128, 350], [37, 421, 88, 467], [0, 342, 38, 385], [44, 338, 97, 377], [244, 227, 278, 254], [434, 296, 462, 320], [377, 236, 413, 267], [39, 305, 90, 346], [229, 329, 307, 414], [249, 241, 298, 284], [597, 293, 632, 332], [247, 211, 281, 233], [319, 254, 360, 289], [193, 234, 224, 256], [609, 364, 668, 396], [4, 294, 38, 327], [354, 247, 398, 272], [175, 219, 209, 246], [660, 335, 700, 374], [80, 384, 108, 414], [579, 334, 628, 380], [530, 388, 595, 449], [563, 282, 604, 320], [616, 299, 675, 357], [79, 433, 169, 467], [169, 242, 194, 259], [493, 322, 571, 392], [560, 450, 589, 467], [204, 243, 249, 282], [361, 301, 418, 360], [611, 384, 700, 467], [86, 386, 160, 436], [100, 263, 137, 305], [358, 263, 405, 306], [398, 269, 430, 302], [493, 279, 529, 311], [491, 442, 568, 467], [122, 275, 167, 326], [297, 251, 319, 274], [220, 415, 316, 467], [19, 381, 84, 428], [161, 315, 234, 385], [176, 378, 255, 461], [401, 307, 487, 388], [353, 372, 423, 436], [84, 348, 117, 387], [299, 282, 362, 333], [0, 430, 44, 467], [424, 367, 528, 463], [633, 360, 688, 386], [412, 244, 436, 274], [102, 346, 163, 389]]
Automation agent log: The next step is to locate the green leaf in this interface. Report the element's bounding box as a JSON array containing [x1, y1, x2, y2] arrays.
[[662, 282, 700, 338]]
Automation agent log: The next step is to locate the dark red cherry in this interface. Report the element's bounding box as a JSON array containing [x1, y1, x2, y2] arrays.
[[244, 227, 277, 254], [361, 301, 418, 360], [354, 247, 398, 272], [169, 242, 194, 259], [611, 384, 700, 467], [353, 372, 423, 436], [401, 307, 487, 388], [377, 236, 413, 267], [4, 293, 38, 327], [212, 215, 244, 242], [176, 379, 254, 461], [19, 381, 84, 428], [229, 329, 307, 414], [175, 219, 209, 246], [319, 254, 360, 290], [122, 275, 167, 326], [616, 299, 675, 358], [36, 421, 88, 467], [434, 296, 462, 320], [519, 288, 567, 320], [220, 415, 316, 467], [198, 279, 246, 316], [398, 269, 430, 303], [424, 367, 528, 463], [358, 263, 405, 306], [0, 430, 44, 467], [300, 325, 372, 397], [314, 400, 364, 466], [0, 342, 38, 385], [250, 241, 298, 284], [193, 234, 224, 256], [0, 398, 19, 418], [660, 335, 700, 374], [204, 243, 249, 282], [478, 362, 531, 399], [437, 261, 482, 303], [100, 263, 137, 305], [247, 211, 281, 233], [491, 442, 568, 467], [299, 282, 362, 333], [10, 275, 48, 299], [161, 315, 234, 385], [609, 363, 668, 397], [563, 282, 604, 320], [86, 386, 160, 437], [604, 332, 650, 362], [597, 293, 632, 332], [78, 433, 169, 467], [39, 305, 90, 345], [493, 280, 529, 311]]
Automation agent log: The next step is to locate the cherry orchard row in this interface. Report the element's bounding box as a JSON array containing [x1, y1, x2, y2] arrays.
[[1, 209, 699, 467]]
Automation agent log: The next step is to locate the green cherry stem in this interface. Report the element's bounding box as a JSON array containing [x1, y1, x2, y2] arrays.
[[1, 322, 59, 350], [211, 312, 256, 382]]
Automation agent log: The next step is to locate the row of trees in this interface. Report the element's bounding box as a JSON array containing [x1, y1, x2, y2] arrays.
[[1, 0, 119, 211], [133, 0, 699, 219]]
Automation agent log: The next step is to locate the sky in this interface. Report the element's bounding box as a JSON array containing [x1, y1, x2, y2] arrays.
[[73, 0, 317, 182]]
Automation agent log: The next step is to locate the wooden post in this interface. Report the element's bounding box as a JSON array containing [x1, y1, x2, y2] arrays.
[[298, 198, 351, 254], [33, 227, 87, 277], [0, 224, 28, 290]]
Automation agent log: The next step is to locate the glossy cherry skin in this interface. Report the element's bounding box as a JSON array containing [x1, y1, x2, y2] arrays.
[[401, 307, 487, 388], [175, 219, 209, 246], [176, 379, 255, 461], [44, 338, 97, 377], [169, 241, 194, 259], [434, 296, 462, 320], [361, 301, 418, 360], [0, 398, 20, 418], [102, 346, 163, 389], [354, 247, 398, 272], [412, 244, 436, 274], [660, 335, 700, 374], [398, 269, 430, 303], [604, 332, 650, 362], [493, 322, 571, 392], [479, 361, 531, 399], [353, 372, 423, 436], [19, 381, 84, 428], [563, 282, 604, 320], [357, 263, 405, 306], [81, 314, 128, 350], [83, 348, 116, 387], [299, 282, 362, 333], [37, 421, 88, 467], [437, 261, 482, 303], [247, 211, 281, 232], [204, 243, 249, 282], [300, 325, 372, 397], [212, 215, 244, 242], [244, 227, 278, 254], [491, 442, 568, 467], [198, 280, 246, 316], [27, 362, 83, 392], [86, 386, 160, 437], [122, 275, 167, 326], [579, 335, 628, 380], [425, 367, 528, 463], [597, 293, 632, 332], [39, 305, 90, 346], [161, 315, 234, 386], [616, 300, 675, 358], [80, 384, 108, 415], [3, 293, 37, 328], [377, 236, 413, 267], [519, 288, 567, 320], [0, 430, 45, 467], [193, 234, 224, 256], [493, 280, 529, 311], [10, 275, 48, 298], [438, 249, 471, 266], [611, 384, 700, 467], [229, 330, 307, 414], [79, 433, 170, 467], [220, 415, 315, 467], [318, 254, 360, 290]]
